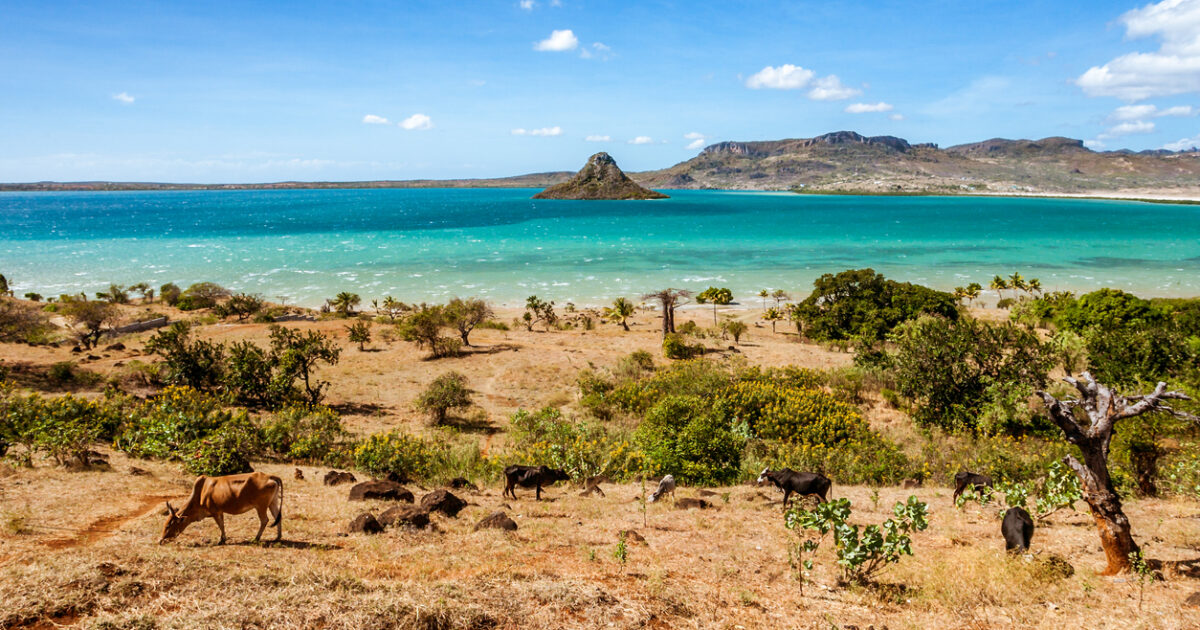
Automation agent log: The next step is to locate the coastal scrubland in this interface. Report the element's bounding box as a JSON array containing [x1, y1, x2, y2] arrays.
[[1, 272, 1199, 629]]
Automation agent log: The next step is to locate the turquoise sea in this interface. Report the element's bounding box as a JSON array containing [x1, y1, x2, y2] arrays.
[[2, 188, 1199, 307]]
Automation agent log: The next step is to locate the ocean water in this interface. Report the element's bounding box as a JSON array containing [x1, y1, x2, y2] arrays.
[[2, 188, 1199, 307]]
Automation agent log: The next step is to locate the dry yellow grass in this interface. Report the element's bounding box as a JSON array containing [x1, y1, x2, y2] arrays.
[[2, 450, 1199, 629]]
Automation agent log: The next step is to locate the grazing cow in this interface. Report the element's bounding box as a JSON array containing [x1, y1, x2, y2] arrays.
[[503, 465, 571, 500], [756, 468, 831, 508], [1002, 506, 1034, 552], [160, 472, 283, 545], [952, 471, 994, 503], [647, 475, 676, 503]]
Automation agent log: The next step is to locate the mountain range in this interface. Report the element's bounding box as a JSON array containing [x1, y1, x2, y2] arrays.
[[6, 131, 1200, 195]]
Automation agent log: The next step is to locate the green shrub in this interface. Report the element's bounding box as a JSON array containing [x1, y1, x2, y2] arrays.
[[790, 268, 959, 342], [714, 380, 869, 445], [114, 386, 228, 459], [662, 332, 701, 359], [159, 283, 182, 306], [353, 431, 438, 479], [786, 496, 929, 586], [260, 405, 350, 463], [508, 407, 642, 480], [175, 282, 230, 311], [182, 411, 260, 476], [747, 436, 915, 485], [415, 371, 474, 424], [634, 395, 743, 484]]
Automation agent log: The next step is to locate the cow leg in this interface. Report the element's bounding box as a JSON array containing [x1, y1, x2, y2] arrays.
[[952, 481, 967, 503], [213, 513, 227, 545], [782, 490, 792, 509], [535, 484, 542, 501], [253, 506, 268, 543], [271, 489, 283, 541]]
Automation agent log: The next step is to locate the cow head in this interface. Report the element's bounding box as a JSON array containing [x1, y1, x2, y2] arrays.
[[159, 501, 189, 544], [756, 468, 771, 485], [548, 468, 571, 484]]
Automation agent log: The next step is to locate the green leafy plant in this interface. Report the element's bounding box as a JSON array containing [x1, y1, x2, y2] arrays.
[[346, 321, 371, 351], [1129, 547, 1154, 612], [415, 371, 474, 425], [786, 496, 929, 586], [613, 531, 629, 570]]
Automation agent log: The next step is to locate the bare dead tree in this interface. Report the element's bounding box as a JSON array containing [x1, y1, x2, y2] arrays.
[[1038, 372, 1195, 575], [641, 289, 691, 338]]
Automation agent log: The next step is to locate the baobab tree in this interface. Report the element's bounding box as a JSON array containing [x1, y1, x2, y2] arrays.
[[1038, 372, 1195, 575], [642, 288, 691, 338]]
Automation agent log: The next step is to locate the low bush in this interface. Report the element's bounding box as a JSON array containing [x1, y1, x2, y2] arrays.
[[634, 395, 744, 485], [181, 411, 260, 476], [786, 495, 929, 586], [715, 380, 869, 445], [508, 407, 643, 480], [260, 405, 351, 463], [114, 386, 228, 459], [353, 431, 438, 480]]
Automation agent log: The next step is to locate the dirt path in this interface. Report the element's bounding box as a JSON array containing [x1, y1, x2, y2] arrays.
[[43, 494, 174, 550]]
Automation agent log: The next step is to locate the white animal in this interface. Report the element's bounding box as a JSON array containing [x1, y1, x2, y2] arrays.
[[648, 475, 676, 503]]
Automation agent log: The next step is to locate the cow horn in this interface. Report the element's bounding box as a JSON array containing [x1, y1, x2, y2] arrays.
[[165, 501, 175, 516]]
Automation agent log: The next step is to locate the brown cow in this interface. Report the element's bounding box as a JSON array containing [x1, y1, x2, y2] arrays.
[[160, 472, 283, 545]]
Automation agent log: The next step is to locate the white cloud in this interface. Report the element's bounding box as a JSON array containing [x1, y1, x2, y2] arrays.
[[399, 113, 433, 130], [845, 102, 894, 113], [745, 64, 815, 89], [512, 126, 562, 136], [1163, 133, 1200, 150], [112, 92, 135, 104], [519, 0, 535, 9], [686, 138, 706, 150], [362, 114, 390, 125], [807, 75, 861, 101], [888, 113, 905, 121], [1109, 120, 1156, 135], [683, 132, 707, 150], [534, 29, 578, 52], [1078, 0, 1200, 100], [1110, 103, 1195, 121], [584, 134, 610, 142], [628, 136, 653, 144], [581, 41, 612, 60]]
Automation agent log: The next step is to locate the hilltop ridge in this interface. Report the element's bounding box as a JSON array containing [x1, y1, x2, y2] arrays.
[[532, 152, 668, 200]]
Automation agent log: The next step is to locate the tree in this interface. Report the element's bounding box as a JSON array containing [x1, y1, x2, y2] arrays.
[[414, 371, 474, 425], [144, 322, 227, 392], [23, 293, 42, 303], [603, 297, 636, 331], [965, 282, 982, 306], [724, 320, 748, 344], [763, 307, 783, 333], [990, 276, 1009, 302], [269, 326, 341, 406], [1027, 278, 1042, 296], [159, 282, 182, 306], [642, 289, 692, 338], [1038, 373, 1195, 575], [0, 298, 51, 343], [523, 295, 557, 331], [772, 289, 790, 307], [95, 284, 130, 304], [888, 315, 1053, 433], [1008, 272, 1027, 298], [696, 287, 733, 325], [129, 282, 153, 303], [215, 293, 264, 321], [373, 296, 408, 323], [445, 297, 493, 346], [346, 321, 371, 351], [177, 282, 229, 310], [791, 269, 958, 342], [331, 292, 361, 316], [59, 298, 120, 349], [758, 289, 769, 311], [399, 305, 459, 358], [0, 274, 10, 297]]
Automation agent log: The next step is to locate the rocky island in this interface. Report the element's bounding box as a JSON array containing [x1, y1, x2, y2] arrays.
[[532, 152, 668, 200]]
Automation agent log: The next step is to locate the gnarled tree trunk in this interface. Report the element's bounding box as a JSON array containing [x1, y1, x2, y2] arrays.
[[1039, 373, 1193, 575]]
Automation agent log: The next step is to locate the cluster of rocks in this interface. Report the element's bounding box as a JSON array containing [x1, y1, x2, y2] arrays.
[[333, 474, 516, 535]]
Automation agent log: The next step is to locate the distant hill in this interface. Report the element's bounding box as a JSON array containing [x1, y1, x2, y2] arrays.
[[0, 172, 573, 192], [632, 131, 1200, 194], [533, 152, 667, 200]]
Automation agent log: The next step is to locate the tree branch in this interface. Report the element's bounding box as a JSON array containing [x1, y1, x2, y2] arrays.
[[1038, 391, 1086, 444]]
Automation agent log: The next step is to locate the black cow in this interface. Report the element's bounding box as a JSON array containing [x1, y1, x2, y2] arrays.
[[952, 471, 993, 502], [756, 468, 831, 508], [503, 465, 571, 500], [1002, 506, 1034, 552]]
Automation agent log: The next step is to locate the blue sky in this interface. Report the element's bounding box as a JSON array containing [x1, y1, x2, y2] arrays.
[[3, 0, 1200, 182]]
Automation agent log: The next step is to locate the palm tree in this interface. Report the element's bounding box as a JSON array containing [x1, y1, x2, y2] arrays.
[[763, 307, 783, 332], [603, 297, 636, 331], [953, 286, 967, 305], [965, 282, 982, 306], [331, 291, 361, 316], [1028, 278, 1042, 297], [771, 289, 790, 307], [1008, 272, 1027, 297], [990, 276, 1008, 302], [758, 289, 769, 311]]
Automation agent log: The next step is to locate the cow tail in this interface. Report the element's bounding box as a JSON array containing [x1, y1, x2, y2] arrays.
[[271, 475, 284, 527]]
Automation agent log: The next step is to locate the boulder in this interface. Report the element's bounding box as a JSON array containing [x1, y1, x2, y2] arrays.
[[474, 511, 518, 532], [294, 468, 305, 480], [420, 489, 467, 517], [379, 505, 430, 530], [349, 481, 414, 502], [104, 342, 126, 351], [448, 477, 477, 491], [619, 529, 647, 545], [675, 498, 711, 510], [323, 470, 357, 486], [348, 513, 382, 534], [1185, 591, 1200, 608], [901, 478, 923, 489]]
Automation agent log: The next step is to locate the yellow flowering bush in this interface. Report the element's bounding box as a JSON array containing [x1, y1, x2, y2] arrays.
[[353, 430, 438, 480], [715, 381, 869, 445], [509, 407, 644, 480]]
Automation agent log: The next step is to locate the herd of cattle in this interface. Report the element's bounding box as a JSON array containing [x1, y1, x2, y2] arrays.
[[157, 464, 1034, 553]]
